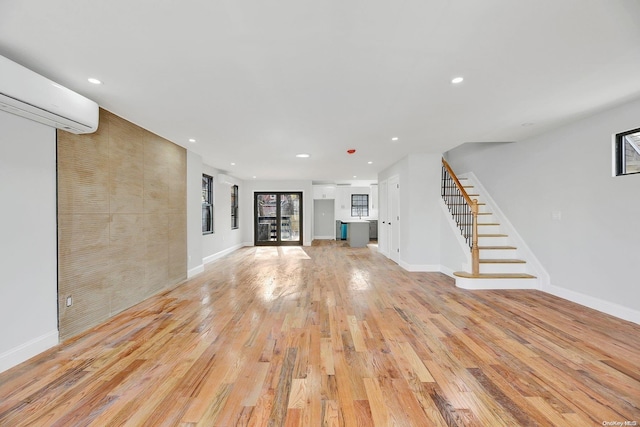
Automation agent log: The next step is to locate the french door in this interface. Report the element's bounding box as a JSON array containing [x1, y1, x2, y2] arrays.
[[254, 192, 303, 246]]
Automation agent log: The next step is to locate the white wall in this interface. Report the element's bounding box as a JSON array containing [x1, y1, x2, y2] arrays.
[[201, 164, 244, 263], [446, 97, 640, 322], [242, 180, 313, 246], [186, 151, 204, 277], [0, 112, 58, 373], [378, 153, 443, 271]]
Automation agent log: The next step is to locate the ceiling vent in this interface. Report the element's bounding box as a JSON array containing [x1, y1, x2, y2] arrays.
[[0, 55, 99, 134]]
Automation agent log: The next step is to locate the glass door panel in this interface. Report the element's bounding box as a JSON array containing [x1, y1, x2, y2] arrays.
[[256, 193, 278, 243], [280, 194, 301, 243]]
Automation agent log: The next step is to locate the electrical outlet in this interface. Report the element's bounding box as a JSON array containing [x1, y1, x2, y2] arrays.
[[66, 296, 72, 307]]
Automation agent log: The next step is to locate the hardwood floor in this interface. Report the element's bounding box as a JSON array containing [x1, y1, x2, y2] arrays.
[[1, 241, 638, 426]]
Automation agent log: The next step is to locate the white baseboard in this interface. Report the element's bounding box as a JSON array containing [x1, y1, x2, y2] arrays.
[[187, 264, 204, 278], [0, 330, 58, 374], [398, 260, 441, 272], [313, 235, 335, 240], [203, 243, 244, 265], [543, 283, 640, 325], [439, 265, 456, 278]]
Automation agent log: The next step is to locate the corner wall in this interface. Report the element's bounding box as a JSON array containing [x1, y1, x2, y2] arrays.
[[0, 112, 58, 373], [378, 153, 443, 271], [57, 109, 187, 340], [446, 97, 640, 322]]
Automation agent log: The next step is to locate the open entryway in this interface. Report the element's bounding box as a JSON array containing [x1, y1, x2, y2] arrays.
[[254, 192, 303, 246]]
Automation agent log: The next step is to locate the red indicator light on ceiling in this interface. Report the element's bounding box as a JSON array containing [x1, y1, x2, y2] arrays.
[[347, 149, 356, 154]]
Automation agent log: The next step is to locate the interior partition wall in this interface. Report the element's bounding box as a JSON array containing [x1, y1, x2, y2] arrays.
[[254, 192, 302, 246]]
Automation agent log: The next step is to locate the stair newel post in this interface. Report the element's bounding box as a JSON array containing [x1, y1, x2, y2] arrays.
[[471, 198, 480, 276]]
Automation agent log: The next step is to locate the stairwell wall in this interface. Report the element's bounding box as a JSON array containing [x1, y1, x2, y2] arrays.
[[445, 97, 640, 323]]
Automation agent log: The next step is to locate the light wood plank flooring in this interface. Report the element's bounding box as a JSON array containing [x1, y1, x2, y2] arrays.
[[1, 241, 638, 426]]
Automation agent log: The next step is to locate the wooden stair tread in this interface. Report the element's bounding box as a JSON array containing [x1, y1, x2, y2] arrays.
[[480, 259, 526, 264], [453, 272, 536, 279], [478, 245, 517, 250], [451, 211, 492, 215], [463, 233, 508, 238]]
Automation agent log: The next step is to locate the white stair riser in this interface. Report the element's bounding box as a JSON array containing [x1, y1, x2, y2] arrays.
[[479, 263, 527, 274], [478, 236, 509, 246], [479, 249, 517, 258], [477, 204, 491, 214], [477, 224, 501, 234], [455, 276, 539, 290]]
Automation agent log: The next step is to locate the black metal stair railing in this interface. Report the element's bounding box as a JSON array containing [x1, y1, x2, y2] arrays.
[[441, 158, 480, 275], [441, 163, 472, 249]]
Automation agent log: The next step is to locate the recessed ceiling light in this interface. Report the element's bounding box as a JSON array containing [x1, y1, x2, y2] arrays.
[[295, 153, 310, 158], [252, 176, 257, 179], [451, 76, 464, 84], [230, 162, 236, 166], [87, 77, 102, 85], [368, 161, 373, 164], [353, 175, 357, 178], [188, 138, 196, 143], [391, 137, 399, 141]]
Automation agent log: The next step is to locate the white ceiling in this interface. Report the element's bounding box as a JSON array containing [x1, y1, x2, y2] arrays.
[[2, 0, 640, 182]]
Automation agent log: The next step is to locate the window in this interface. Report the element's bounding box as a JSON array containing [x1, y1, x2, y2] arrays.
[[351, 194, 369, 217], [231, 185, 239, 229], [615, 127, 640, 176], [202, 174, 213, 234]]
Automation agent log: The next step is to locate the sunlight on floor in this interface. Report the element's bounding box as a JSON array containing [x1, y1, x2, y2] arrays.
[[254, 246, 311, 260], [280, 247, 311, 259]]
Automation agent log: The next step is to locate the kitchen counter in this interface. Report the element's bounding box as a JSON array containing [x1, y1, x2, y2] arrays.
[[342, 221, 370, 247]]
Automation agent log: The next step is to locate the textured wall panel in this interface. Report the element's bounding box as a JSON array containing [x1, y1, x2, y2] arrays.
[[57, 109, 187, 340], [57, 122, 110, 215]]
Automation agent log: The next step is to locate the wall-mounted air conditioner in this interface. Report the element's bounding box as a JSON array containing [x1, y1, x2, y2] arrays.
[[217, 174, 235, 185], [0, 55, 99, 134]]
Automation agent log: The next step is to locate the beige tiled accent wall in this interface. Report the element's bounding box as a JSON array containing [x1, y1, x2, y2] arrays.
[[57, 109, 187, 340]]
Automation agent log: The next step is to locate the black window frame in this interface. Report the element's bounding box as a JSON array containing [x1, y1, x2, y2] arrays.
[[351, 194, 369, 217], [231, 184, 239, 230], [615, 127, 640, 176], [202, 174, 214, 234]]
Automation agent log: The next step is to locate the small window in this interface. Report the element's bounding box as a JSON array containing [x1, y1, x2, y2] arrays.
[[202, 174, 213, 234], [351, 194, 369, 217], [615, 128, 640, 176], [231, 185, 239, 230]]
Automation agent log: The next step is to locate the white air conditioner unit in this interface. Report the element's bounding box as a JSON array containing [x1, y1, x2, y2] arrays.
[[218, 174, 235, 185], [0, 55, 99, 134]]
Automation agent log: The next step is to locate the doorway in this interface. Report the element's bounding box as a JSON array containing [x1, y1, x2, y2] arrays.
[[313, 199, 335, 240], [255, 192, 303, 246]]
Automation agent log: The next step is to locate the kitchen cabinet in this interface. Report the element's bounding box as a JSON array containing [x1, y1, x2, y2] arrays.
[[312, 185, 336, 200]]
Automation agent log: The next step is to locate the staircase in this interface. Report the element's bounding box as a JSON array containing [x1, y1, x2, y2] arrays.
[[441, 159, 539, 290]]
